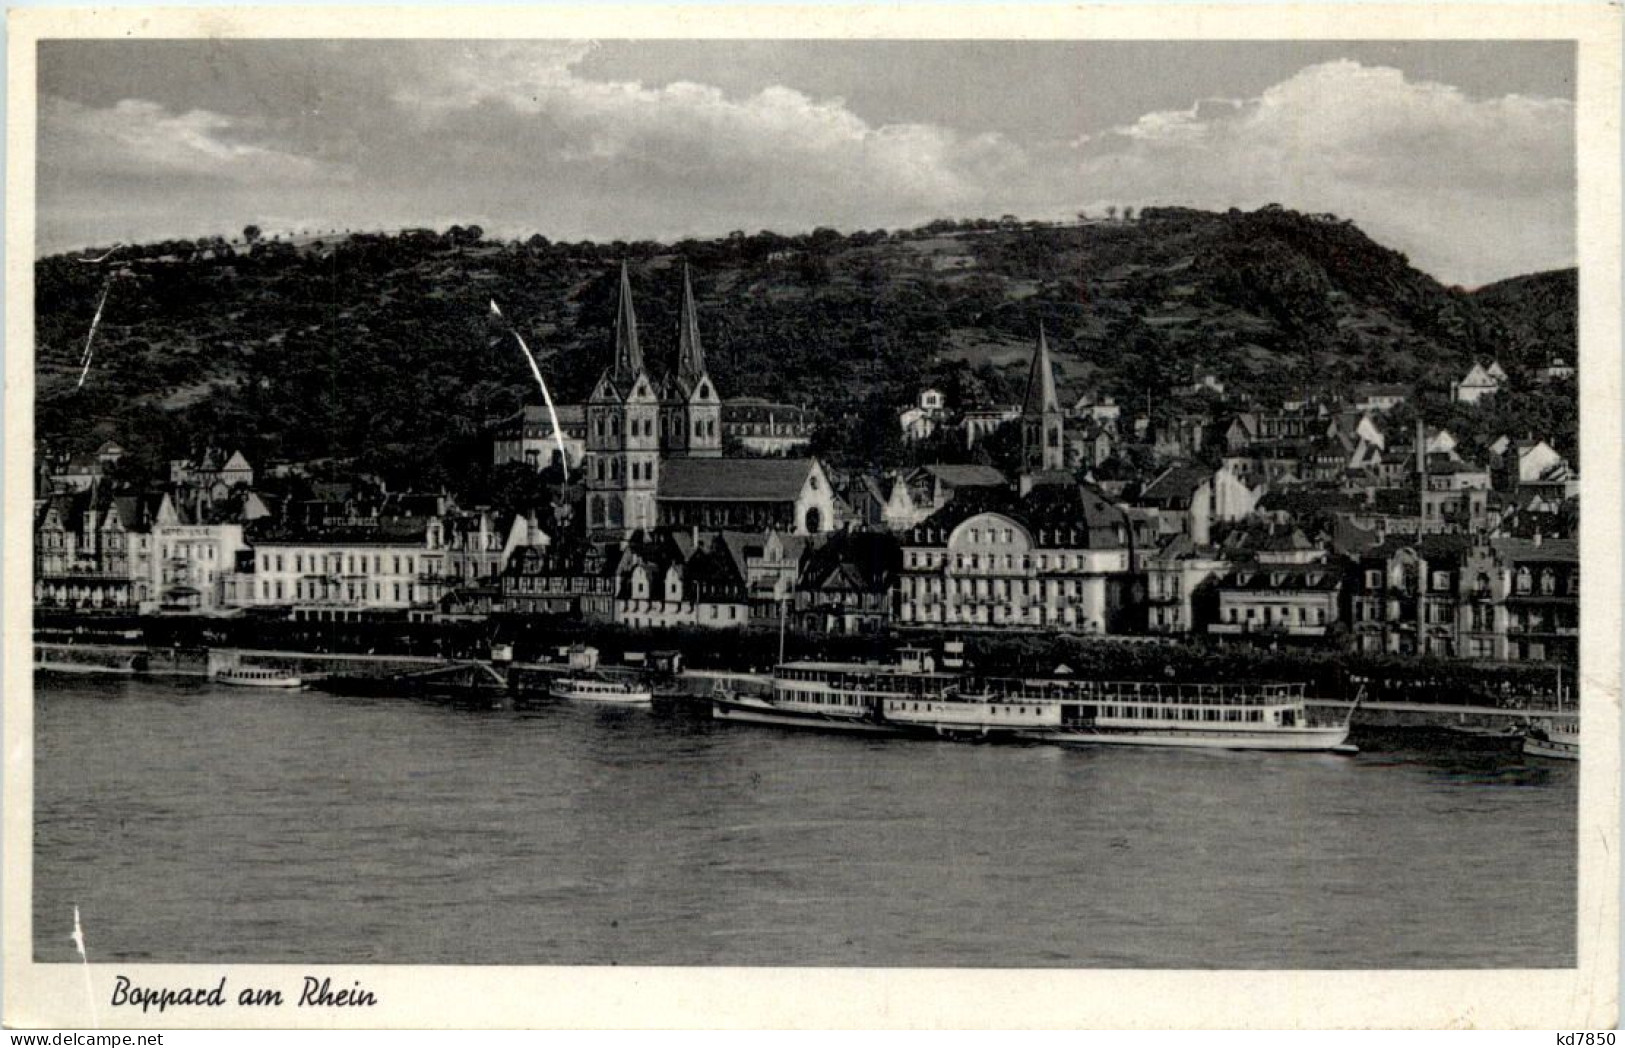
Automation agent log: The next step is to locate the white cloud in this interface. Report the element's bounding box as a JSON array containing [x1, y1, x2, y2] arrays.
[[1072, 60, 1575, 285], [387, 44, 1029, 228], [40, 96, 336, 183], [36, 53, 1574, 284]]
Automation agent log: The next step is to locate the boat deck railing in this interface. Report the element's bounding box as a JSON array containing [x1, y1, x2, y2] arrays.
[[987, 679, 1307, 706]]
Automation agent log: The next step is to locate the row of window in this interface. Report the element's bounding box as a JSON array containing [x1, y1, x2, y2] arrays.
[[590, 457, 657, 482], [507, 576, 608, 594], [902, 577, 1086, 599], [902, 604, 1091, 626], [260, 580, 421, 603], [905, 551, 1110, 573], [591, 413, 658, 440], [1098, 706, 1267, 723], [1221, 605, 1329, 625], [259, 552, 423, 576], [1364, 567, 1578, 596]]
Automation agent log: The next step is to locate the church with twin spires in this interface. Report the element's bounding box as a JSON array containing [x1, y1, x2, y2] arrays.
[[582, 263, 835, 541]]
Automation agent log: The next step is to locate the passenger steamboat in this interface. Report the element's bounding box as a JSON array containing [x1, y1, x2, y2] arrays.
[[549, 673, 653, 706], [710, 648, 1354, 752], [215, 665, 304, 689]]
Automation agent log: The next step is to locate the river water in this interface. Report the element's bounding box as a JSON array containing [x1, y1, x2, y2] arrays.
[[33, 672, 1575, 968]]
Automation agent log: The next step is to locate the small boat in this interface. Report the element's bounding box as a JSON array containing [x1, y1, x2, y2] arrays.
[[548, 674, 653, 706], [216, 666, 303, 689], [1521, 666, 1579, 761], [1521, 724, 1579, 761]]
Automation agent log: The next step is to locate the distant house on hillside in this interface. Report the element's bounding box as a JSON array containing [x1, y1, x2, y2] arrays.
[[170, 448, 254, 500], [1453, 362, 1505, 404], [1538, 357, 1576, 384], [1350, 384, 1411, 413], [898, 387, 946, 442], [960, 405, 1021, 448], [1497, 439, 1578, 499], [1174, 372, 1225, 397], [1070, 394, 1122, 428], [722, 398, 816, 455]]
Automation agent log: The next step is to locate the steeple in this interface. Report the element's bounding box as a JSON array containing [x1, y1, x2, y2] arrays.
[[676, 264, 707, 388], [611, 261, 644, 382], [1020, 325, 1065, 474], [1022, 324, 1060, 417]]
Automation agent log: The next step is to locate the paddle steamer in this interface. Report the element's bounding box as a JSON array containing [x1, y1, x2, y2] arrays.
[[711, 648, 1353, 752]]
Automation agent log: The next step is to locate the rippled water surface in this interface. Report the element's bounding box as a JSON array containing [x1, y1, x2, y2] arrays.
[[34, 673, 1576, 967]]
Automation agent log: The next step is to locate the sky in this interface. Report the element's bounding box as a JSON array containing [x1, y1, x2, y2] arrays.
[[36, 40, 1576, 287]]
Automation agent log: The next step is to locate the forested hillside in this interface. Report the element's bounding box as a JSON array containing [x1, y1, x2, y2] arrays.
[[35, 207, 1578, 489]]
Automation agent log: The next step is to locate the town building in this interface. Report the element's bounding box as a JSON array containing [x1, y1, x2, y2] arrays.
[[795, 530, 896, 634], [1207, 560, 1345, 641], [1452, 362, 1504, 404], [501, 540, 617, 619], [656, 458, 835, 535], [898, 388, 946, 442], [721, 399, 816, 455], [1349, 536, 1471, 656], [151, 500, 252, 614], [33, 490, 163, 611], [243, 518, 451, 621], [1133, 463, 1261, 545], [1419, 460, 1492, 533], [169, 448, 255, 497], [1460, 536, 1579, 662], [715, 529, 807, 627], [1538, 357, 1576, 384], [1143, 535, 1229, 635], [492, 404, 587, 471], [960, 405, 1021, 447], [896, 484, 1133, 633], [1495, 439, 1577, 499], [901, 464, 1008, 525], [439, 509, 545, 583], [1069, 394, 1122, 429], [1349, 384, 1411, 413]]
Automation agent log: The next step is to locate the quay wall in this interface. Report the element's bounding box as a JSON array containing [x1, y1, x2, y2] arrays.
[[1309, 700, 1577, 732], [35, 642, 443, 680]]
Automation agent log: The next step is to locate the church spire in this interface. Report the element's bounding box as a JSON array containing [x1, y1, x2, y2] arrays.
[[676, 263, 707, 388], [1022, 324, 1060, 417], [611, 261, 644, 381]]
